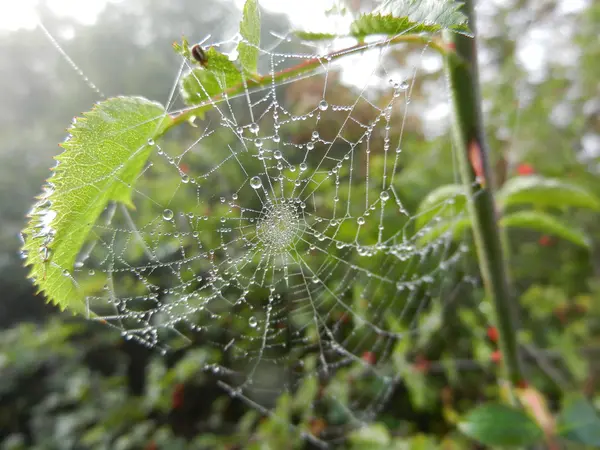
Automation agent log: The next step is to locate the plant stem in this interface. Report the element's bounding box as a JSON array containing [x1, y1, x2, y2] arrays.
[[165, 34, 448, 132], [442, 1, 524, 391]]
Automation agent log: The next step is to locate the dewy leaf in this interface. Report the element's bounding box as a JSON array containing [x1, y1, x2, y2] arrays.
[[237, 0, 261, 74], [501, 211, 591, 248], [351, 0, 471, 38], [351, 14, 446, 38], [497, 175, 600, 211], [416, 184, 466, 228], [557, 394, 600, 446], [458, 403, 544, 447], [22, 96, 170, 314], [180, 47, 243, 106], [294, 31, 339, 41], [417, 217, 472, 246], [348, 423, 391, 449]]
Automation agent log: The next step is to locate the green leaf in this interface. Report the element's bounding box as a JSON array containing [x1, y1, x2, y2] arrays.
[[351, 14, 445, 38], [293, 375, 318, 411], [349, 423, 391, 449], [294, 31, 339, 41], [557, 394, 600, 446], [415, 184, 466, 228], [180, 48, 243, 106], [501, 210, 591, 248], [497, 175, 600, 211], [238, 0, 261, 74], [350, 0, 470, 38], [378, 0, 469, 29], [22, 96, 170, 313], [417, 217, 472, 246], [458, 403, 544, 447], [172, 36, 193, 61]]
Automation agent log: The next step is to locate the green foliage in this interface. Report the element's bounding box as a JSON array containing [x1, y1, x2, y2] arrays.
[[179, 47, 243, 106], [497, 175, 600, 211], [6, 0, 600, 449], [348, 424, 390, 449], [238, 0, 261, 75], [557, 394, 600, 446], [371, 0, 470, 34], [22, 97, 170, 313], [458, 403, 544, 447], [350, 14, 446, 38], [501, 210, 591, 248], [294, 31, 339, 41], [297, 0, 470, 43], [415, 184, 466, 228], [417, 175, 600, 247]]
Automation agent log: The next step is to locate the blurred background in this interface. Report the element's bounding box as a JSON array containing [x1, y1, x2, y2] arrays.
[[0, 0, 599, 448]]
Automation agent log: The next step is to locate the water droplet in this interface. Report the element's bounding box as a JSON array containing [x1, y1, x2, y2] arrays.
[[357, 217, 365, 225], [255, 138, 263, 148], [318, 100, 328, 111], [399, 81, 409, 90], [312, 131, 319, 139], [249, 122, 260, 134], [274, 150, 283, 159], [306, 142, 315, 150], [250, 176, 262, 189], [163, 209, 174, 220], [380, 191, 390, 201], [248, 316, 258, 328], [147, 138, 155, 146], [299, 163, 308, 172], [181, 175, 190, 183], [273, 135, 281, 143]]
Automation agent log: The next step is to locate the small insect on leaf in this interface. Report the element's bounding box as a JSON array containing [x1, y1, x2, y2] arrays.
[[191, 44, 208, 67]]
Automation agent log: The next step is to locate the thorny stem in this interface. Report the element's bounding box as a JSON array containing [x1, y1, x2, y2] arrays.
[[442, 0, 525, 394], [162, 33, 449, 134]]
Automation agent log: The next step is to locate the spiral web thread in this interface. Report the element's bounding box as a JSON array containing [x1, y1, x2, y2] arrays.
[[46, 20, 477, 448]]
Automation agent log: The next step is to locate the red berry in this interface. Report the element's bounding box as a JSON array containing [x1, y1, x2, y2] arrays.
[[554, 307, 567, 324], [171, 383, 185, 410], [517, 163, 534, 176], [309, 418, 327, 436], [361, 351, 377, 365], [491, 350, 502, 364], [487, 326, 499, 343], [538, 235, 553, 246], [414, 355, 430, 373]]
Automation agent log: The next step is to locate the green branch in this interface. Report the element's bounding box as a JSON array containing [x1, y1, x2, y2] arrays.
[[442, 1, 524, 390], [165, 33, 449, 134]]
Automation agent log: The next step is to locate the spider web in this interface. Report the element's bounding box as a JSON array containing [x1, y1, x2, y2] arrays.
[[41, 14, 478, 448]]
